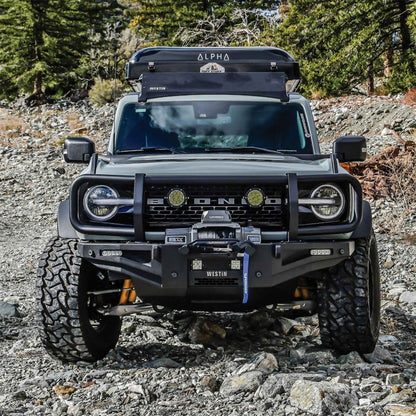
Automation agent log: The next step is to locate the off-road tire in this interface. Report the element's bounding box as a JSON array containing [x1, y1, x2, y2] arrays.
[[317, 232, 380, 354], [37, 237, 122, 362]]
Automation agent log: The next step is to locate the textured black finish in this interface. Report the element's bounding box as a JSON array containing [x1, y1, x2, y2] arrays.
[[36, 237, 121, 362], [287, 173, 298, 240], [351, 201, 373, 239], [317, 232, 380, 354], [134, 173, 145, 241], [57, 200, 78, 239]]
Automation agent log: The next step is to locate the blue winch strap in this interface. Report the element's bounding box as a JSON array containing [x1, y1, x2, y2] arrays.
[[242, 252, 250, 304]]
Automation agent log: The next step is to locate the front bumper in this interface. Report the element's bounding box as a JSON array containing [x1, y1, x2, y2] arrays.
[[78, 240, 354, 309]]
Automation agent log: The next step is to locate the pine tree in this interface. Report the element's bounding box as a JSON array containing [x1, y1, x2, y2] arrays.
[[0, 0, 111, 101], [127, 0, 280, 46], [276, 0, 416, 96]]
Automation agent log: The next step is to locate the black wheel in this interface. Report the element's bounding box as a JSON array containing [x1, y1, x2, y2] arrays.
[[317, 232, 380, 354], [36, 237, 122, 362]]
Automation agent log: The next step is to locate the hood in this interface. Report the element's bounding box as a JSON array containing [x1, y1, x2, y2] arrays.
[[93, 154, 334, 177]]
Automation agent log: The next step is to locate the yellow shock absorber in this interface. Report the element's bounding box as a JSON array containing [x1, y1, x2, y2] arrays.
[[301, 286, 310, 300], [294, 278, 310, 300], [128, 285, 137, 303], [294, 288, 302, 299], [299, 277, 310, 300], [119, 279, 136, 305]]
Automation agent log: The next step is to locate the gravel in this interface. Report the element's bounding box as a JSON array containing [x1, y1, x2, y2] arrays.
[[0, 97, 416, 415]]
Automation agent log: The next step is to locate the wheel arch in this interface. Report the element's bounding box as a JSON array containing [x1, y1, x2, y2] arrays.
[[351, 200, 372, 239], [57, 200, 78, 239]]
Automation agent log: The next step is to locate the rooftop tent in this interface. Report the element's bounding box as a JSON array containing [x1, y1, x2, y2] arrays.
[[125, 47, 301, 101]]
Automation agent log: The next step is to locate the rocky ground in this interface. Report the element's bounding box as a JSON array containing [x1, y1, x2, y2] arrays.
[[0, 96, 416, 416]]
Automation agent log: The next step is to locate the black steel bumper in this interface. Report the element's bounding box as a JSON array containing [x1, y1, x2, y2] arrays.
[[78, 240, 355, 309]]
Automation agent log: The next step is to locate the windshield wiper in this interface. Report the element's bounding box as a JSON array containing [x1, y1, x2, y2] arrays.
[[116, 147, 185, 154], [204, 146, 294, 155]]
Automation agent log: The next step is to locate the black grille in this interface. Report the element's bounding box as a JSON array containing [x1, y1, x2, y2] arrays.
[[144, 183, 285, 231]]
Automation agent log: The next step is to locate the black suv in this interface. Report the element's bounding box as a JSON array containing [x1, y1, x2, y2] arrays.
[[37, 47, 380, 362]]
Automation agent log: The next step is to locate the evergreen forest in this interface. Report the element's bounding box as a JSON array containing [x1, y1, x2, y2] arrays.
[[0, 0, 415, 101]]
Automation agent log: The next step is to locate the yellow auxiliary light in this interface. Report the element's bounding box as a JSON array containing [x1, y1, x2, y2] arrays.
[[246, 188, 265, 208], [167, 188, 186, 208]]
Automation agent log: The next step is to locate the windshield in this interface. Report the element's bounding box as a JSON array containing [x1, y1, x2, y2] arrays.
[[115, 100, 313, 154]]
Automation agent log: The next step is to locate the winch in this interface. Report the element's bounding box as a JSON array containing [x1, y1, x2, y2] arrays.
[[165, 210, 261, 245]]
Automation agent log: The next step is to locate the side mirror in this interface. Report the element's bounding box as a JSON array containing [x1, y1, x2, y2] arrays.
[[63, 137, 95, 163], [333, 135, 366, 162]]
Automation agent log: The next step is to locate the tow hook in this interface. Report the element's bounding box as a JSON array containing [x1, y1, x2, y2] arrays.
[[232, 241, 256, 304]]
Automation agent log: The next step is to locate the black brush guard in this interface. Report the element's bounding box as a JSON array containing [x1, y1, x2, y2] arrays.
[[69, 173, 363, 239]]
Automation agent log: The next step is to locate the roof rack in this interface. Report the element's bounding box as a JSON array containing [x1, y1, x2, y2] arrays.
[[125, 47, 301, 100]]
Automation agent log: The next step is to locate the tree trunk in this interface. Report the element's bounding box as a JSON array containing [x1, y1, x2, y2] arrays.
[[366, 62, 374, 95], [32, 16, 43, 96], [384, 46, 393, 78], [27, 28, 46, 105], [33, 70, 42, 96], [397, 0, 412, 59]]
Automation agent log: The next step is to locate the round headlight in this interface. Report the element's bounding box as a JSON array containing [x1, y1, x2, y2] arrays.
[[310, 184, 345, 220], [246, 188, 265, 208], [167, 188, 186, 208], [83, 185, 119, 221]]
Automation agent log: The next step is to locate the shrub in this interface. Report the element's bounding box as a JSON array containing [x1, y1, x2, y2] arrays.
[[88, 78, 124, 106]]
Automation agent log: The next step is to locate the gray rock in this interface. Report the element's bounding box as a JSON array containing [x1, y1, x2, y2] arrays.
[[277, 316, 300, 335], [386, 373, 409, 385], [143, 357, 182, 369], [199, 376, 218, 392], [0, 301, 20, 317], [257, 373, 325, 398], [127, 384, 152, 404], [187, 317, 226, 344], [290, 380, 358, 415], [399, 291, 416, 304], [290, 346, 335, 364], [235, 352, 278, 375], [379, 335, 399, 345], [336, 351, 365, 365], [12, 390, 27, 400], [255, 374, 285, 399], [360, 376, 384, 392], [363, 345, 394, 364], [220, 371, 264, 395], [379, 392, 414, 406]]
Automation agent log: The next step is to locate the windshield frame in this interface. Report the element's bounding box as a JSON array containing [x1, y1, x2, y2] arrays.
[[110, 94, 319, 155]]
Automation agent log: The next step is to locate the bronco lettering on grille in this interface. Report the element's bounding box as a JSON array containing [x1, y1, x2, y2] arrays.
[[146, 198, 281, 206]]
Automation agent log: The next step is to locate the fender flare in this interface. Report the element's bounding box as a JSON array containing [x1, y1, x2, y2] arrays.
[[351, 200, 372, 239], [57, 200, 78, 239]]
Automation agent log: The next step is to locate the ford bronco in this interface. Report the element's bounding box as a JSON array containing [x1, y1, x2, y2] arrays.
[[37, 47, 380, 362]]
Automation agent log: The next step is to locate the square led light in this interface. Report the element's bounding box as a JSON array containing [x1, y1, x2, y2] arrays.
[[192, 259, 203, 270], [231, 260, 241, 270]]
